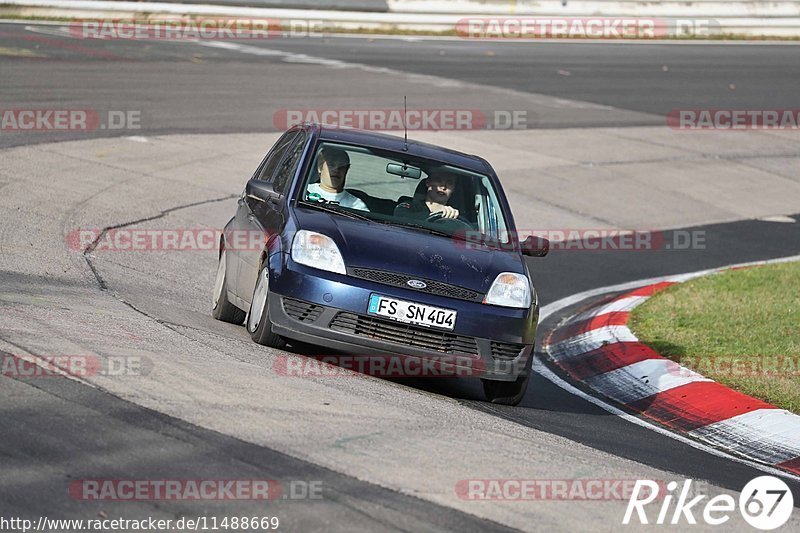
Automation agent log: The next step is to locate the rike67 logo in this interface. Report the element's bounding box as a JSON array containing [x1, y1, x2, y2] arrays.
[[624, 476, 794, 530]]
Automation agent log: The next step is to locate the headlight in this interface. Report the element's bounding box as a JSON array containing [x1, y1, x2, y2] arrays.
[[291, 230, 346, 275], [483, 272, 532, 308]]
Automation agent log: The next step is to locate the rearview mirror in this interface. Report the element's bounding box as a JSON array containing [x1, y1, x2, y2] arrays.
[[386, 163, 422, 179], [521, 235, 549, 257]]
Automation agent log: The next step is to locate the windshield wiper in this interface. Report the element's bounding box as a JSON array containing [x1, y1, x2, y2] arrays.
[[375, 219, 454, 238], [298, 200, 372, 221]]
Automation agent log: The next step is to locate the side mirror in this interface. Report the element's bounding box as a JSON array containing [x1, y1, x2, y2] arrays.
[[521, 235, 549, 257], [246, 179, 280, 204]]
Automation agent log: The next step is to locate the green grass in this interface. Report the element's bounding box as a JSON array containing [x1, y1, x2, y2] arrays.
[[629, 261, 800, 413]]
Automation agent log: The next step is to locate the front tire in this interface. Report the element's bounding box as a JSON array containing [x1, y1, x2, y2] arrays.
[[212, 249, 246, 324], [247, 264, 286, 349], [482, 374, 529, 406]]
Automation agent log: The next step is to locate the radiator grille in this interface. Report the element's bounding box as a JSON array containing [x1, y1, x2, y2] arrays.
[[351, 268, 480, 302], [329, 312, 478, 356]]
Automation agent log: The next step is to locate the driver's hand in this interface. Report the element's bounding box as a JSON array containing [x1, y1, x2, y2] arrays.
[[437, 206, 460, 219]]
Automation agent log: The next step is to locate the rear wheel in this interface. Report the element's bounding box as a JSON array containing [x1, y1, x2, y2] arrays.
[[482, 374, 529, 406], [247, 264, 286, 349], [212, 249, 245, 324]]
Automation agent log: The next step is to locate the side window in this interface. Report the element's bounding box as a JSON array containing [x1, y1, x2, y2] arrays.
[[256, 131, 299, 183], [272, 132, 308, 195]]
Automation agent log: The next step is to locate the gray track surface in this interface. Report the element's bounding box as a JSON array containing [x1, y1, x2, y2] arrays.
[[1, 22, 800, 531], [0, 369, 512, 531], [3, 23, 800, 146]]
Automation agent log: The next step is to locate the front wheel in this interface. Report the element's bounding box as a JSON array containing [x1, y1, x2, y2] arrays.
[[212, 249, 246, 324], [482, 374, 529, 406], [247, 264, 286, 349]]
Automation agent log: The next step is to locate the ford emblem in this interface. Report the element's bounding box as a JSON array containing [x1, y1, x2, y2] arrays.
[[407, 279, 427, 289]]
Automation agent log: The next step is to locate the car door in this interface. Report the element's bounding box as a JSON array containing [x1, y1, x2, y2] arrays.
[[230, 130, 299, 301], [238, 129, 309, 304]]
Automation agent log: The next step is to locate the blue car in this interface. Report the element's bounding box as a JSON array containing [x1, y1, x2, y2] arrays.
[[212, 123, 548, 405]]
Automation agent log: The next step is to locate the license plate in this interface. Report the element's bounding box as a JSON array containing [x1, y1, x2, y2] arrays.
[[368, 294, 457, 331]]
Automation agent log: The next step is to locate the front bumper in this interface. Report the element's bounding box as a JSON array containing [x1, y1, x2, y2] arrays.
[[267, 258, 537, 381]]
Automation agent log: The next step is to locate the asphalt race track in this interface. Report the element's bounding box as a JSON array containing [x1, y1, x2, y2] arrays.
[[1, 22, 800, 531]]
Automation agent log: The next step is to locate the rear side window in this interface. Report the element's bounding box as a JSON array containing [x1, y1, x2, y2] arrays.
[[272, 131, 308, 195], [256, 130, 299, 184]]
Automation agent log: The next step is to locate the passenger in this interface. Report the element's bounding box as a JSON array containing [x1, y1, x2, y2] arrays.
[[306, 147, 369, 211], [394, 170, 460, 220]]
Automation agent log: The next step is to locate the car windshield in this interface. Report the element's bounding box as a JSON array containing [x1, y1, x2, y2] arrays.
[[296, 141, 512, 245]]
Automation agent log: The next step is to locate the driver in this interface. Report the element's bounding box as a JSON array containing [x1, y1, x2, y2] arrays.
[[394, 170, 460, 220], [306, 147, 369, 211]]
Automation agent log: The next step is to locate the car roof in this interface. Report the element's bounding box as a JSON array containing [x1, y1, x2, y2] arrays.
[[300, 123, 492, 175]]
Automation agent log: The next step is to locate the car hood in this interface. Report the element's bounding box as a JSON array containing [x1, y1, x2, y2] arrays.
[[293, 207, 526, 294]]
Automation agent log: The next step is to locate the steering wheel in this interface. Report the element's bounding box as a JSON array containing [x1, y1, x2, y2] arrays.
[[426, 211, 474, 229]]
